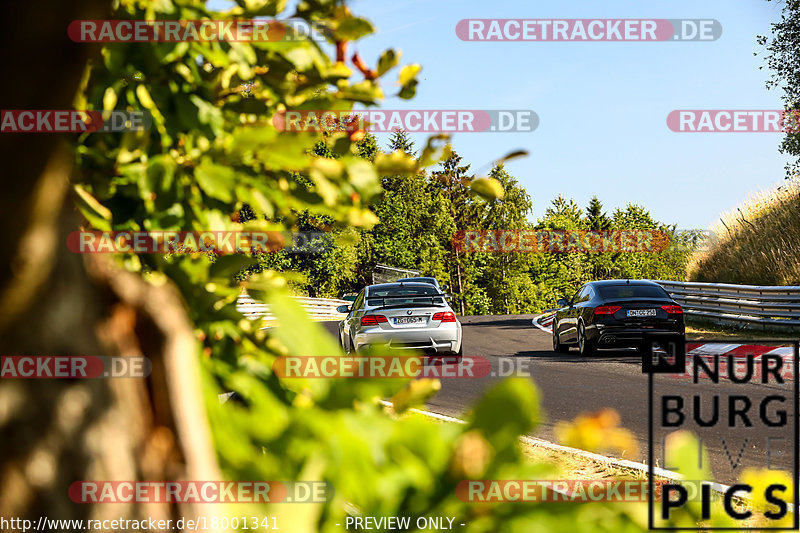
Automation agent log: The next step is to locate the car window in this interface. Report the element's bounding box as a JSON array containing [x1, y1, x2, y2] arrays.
[[367, 285, 444, 306], [570, 287, 582, 304], [369, 286, 439, 297], [596, 284, 669, 299], [351, 289, 365, 311], [577, 285, 592, 303]]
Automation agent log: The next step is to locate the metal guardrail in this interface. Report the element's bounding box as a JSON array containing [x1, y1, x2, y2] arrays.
[[237, 292, 350, 322], [238, 281, 800, 330], [653, 280, 800, 329]]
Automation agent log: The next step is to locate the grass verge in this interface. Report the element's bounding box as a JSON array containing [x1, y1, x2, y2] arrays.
[[689, 180, 800, 285]]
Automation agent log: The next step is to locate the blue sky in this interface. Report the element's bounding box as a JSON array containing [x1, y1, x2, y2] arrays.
[[209, 0, 792, 228], [343, 0, 792, 229]]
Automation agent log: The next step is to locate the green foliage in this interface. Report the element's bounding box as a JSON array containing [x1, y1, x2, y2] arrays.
[[758, 0, 800, 177], [268, 143, 693, 313], [388, 128, 415, 155], [520, 197, 693, 311], [586, 196, 612, 230], [68, 0, 695, 530], [354, 132, 379, 161]]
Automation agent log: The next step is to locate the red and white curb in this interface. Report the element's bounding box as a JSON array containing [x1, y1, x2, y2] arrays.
[[680, 343, 795, 380], [686, 342, 794, 360], [532, 312, 555, 333]]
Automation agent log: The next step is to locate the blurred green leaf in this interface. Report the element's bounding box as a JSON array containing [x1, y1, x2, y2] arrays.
[[335, 16, 374, 41], [470, 177, 505, 200], [375, 150, 416, 174], [469, 378, 540, 450], [73, 185, 112, 231], [391, 377, 441, 414], [209, 255, 257, 279], [398, 63, 421, 85], [377, 49, 400, 76], [195, 161, 236, 202]]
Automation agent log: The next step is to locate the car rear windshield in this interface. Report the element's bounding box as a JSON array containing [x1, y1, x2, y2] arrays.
[[596, 284, 669, 300], [367, 286, 444, 306]]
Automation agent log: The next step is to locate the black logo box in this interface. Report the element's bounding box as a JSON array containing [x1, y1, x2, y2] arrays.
[[643, 337, 799, 531]]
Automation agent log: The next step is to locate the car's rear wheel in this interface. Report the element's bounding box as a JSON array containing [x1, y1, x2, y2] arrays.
[[552, 321, 569, 353], [578, 322, 596, 356], [340, 331, 352, 355]]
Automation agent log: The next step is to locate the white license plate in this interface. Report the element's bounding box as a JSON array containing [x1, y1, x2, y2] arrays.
[[393, 316, 425, 325], [627, 309, 657, 317]]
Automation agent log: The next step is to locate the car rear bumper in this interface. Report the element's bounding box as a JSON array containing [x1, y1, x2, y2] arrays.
[[354, 325, 461, 354], [591, 325, 684, 347]]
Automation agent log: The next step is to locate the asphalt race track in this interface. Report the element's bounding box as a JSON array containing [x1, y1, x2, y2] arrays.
[[323, 315, 796, 486]]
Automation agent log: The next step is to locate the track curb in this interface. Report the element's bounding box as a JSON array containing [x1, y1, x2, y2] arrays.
[[379, 401, 736, 498]]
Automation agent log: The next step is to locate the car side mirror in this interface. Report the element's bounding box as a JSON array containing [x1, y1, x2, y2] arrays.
[[557, 298, 569, 307], [336, 305, 351, 313]]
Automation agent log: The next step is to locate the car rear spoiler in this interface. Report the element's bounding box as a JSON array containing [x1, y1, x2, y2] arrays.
[[366, 293, 446, 307]]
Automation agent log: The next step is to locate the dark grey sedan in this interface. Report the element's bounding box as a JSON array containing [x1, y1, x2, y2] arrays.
[[552, 280, 685, 355]]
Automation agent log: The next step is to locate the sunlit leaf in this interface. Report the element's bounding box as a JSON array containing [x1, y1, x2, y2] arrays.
[[470, 177, 505, 200], [73, 185, 112, 231]]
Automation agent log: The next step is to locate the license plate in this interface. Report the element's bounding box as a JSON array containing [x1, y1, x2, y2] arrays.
[[627, 309, 657, 317], [393, 316, 425, 325]]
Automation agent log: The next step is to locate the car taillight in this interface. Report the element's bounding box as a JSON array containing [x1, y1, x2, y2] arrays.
[[361, 314, 388, 326], [432, 311, 456, 322], [594, 305, 621, 315], [661, 305, 683, 314]]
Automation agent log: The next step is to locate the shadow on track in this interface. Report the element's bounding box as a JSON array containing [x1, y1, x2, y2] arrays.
[[517, 347, 643, 366], [459, 316, 538, 329]]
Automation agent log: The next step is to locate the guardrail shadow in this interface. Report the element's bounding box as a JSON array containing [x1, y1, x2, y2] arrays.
[[517, 347, 643, 365], [459, 315, 539, 329]]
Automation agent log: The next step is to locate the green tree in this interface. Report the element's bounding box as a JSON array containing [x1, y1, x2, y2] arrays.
[[586, 195, 612, 230], [584, 196, 613, 278], [529, 196, 590, 308], [0, 1, 679, 530], [479, 165, 537, 314], [431, 151, 482, 314], [388, 128, 415, 155], [354, 131, 379, 161], [759, 0, 800, 177]]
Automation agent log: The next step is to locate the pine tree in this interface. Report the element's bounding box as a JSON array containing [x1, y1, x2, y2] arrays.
[[586, 195, 612, 230], [388, 129, 415, 155], [431, 151, 478, 314], [355, 132, 379, 161]]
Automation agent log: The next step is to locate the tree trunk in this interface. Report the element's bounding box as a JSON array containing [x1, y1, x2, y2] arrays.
[[0, 1, 220, 528], [455, 252, 465, 315]]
